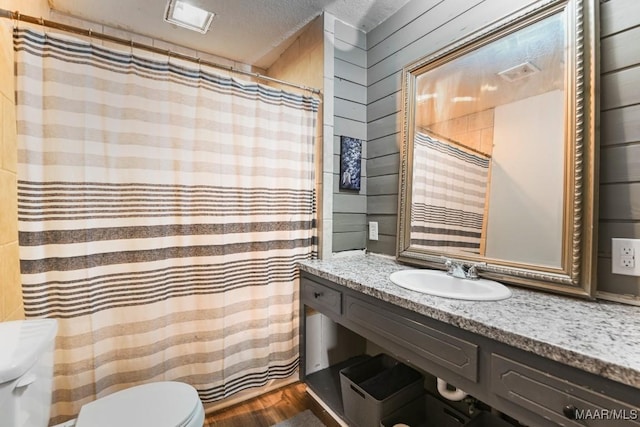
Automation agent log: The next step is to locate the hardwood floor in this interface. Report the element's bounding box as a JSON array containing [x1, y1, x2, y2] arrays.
[[204, 382, 341, 427]]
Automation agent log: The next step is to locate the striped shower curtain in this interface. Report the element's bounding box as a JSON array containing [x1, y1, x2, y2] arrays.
[[14, 28, 318, 424], [411, 132, 490, 254]]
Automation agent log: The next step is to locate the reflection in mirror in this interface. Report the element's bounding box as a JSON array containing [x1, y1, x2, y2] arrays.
[[412, 11, 565, 268], [410, 132, 490, 256], [398, 0, 598, 296]]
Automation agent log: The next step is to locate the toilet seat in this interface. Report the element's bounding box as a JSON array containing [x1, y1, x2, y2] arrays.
[[75, 381, 204, 427]]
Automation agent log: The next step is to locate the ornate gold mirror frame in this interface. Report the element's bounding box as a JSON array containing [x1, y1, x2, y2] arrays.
[[397, 0, 599, 297]]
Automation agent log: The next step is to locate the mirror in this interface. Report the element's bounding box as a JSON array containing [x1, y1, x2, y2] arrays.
[[397, 0, 598, 297]]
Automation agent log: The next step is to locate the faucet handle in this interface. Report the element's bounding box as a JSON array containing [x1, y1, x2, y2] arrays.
[[443, 258, 485, 280], [443, 258, 455, 275], [466, 262, 486, 280]]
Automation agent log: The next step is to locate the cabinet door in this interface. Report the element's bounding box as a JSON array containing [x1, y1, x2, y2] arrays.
[[491, 354, 640, 426], [345, 294, 478, 382], [301, 278, 342, 318]]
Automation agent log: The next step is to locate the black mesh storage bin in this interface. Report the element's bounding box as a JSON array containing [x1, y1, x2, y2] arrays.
[[465, 411, 514, 426], [339, 354, 424, 427], [380, 393, 470, 427]]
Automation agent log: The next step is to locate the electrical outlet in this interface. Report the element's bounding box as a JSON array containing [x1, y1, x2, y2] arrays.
[[621, 256, 635, 268], [612, 238, 640, 276], [368, 221, 379, 241], [621, 245, 634, 256]]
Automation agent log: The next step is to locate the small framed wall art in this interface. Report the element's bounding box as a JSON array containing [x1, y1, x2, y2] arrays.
[[339, 136, 362, 191]]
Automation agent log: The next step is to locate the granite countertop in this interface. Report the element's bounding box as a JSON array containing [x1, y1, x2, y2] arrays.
[[298, 253, 640, 389]]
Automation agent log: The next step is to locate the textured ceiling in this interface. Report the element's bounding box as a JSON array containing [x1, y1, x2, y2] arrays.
[[48, 0, 410, 69]]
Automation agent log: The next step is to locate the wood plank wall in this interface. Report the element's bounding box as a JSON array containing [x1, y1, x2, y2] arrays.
[[364, 0, 640, 301], [332, 20, 368, 252], [598, 0, 640, 300]]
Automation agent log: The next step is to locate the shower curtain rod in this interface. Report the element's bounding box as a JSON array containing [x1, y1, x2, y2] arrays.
[[417, 126, 492, 159], [0, 8, 322, 95]]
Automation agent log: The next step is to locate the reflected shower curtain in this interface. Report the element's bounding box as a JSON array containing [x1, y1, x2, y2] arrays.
[[411, 133, 489, 254], [14, 28, 318, 424]]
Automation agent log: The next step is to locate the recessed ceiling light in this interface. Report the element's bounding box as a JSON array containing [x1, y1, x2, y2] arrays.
[[452, 96, 476, 103], [164, 0, 214, 34], [417, 93, 437, 102], [480, 84, 498, 92]]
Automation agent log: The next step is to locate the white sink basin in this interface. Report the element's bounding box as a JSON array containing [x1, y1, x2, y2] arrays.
[[389, 269, 511, 301]]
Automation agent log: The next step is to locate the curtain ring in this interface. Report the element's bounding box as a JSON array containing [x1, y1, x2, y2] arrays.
[[128, 40, 134, 65], [38, 17, 46, 39], [36, 16, 49, 43], [14, 11, 20, 30]]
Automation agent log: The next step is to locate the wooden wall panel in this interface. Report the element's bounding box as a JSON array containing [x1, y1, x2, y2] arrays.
[[367, 0, 441, 49], [334, 39, 366, 66], [601, 68, 640, 110], [335, 79, 367, 104], [333, 213, 367, 233], [599, 145, 640, 183], [601, 26, 640, 73], [367, 175, 398, 196], [599, 183, 640, 221], [368, 134, 401, 158], [600, 0, 640, 37], [600, 105, 640, 146], [366, 214, 397, 236], [598, 0, 640, 299], [368, 72, 401, 104], [367, 92, 401, 123], [335, 19, 366, 49], [333, 19, 368, 253], [367, 153, 399, 177], [599, 222, 640, 254]]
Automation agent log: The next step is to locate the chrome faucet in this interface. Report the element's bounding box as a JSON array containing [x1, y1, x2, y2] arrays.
[[444, 259, 485, 280], [445, 259, 467, 279]]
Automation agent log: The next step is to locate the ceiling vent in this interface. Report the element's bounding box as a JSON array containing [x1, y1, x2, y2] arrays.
[[164, 0, 215, 34], [498, 62, 540, 82]]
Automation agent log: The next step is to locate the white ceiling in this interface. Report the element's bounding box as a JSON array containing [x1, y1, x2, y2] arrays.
[[48, 0, 410, 69]]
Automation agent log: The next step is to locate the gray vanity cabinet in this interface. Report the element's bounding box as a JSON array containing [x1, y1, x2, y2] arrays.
[[299, 272, 640, 427], [344, 294, 479, 382], [491, 355, 640, 426], [301, 277, 342, 317]]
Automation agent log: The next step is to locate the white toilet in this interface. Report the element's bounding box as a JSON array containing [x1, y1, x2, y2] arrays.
[[0, 319, 205, 427]]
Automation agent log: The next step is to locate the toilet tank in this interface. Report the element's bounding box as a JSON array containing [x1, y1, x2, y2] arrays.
[[0, 319, 58, 427]]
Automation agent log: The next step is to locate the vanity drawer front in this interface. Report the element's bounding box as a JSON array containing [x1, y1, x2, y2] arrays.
[[344, 295, 478, 382], [491, 354, 640, 426], [301, 278, 342, 317]]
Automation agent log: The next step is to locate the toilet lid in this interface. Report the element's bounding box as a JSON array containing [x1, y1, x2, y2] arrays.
[[76, 381, 201, 427]]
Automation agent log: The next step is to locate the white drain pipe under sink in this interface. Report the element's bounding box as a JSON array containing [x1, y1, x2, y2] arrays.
[[436, 378, 468, 401]]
